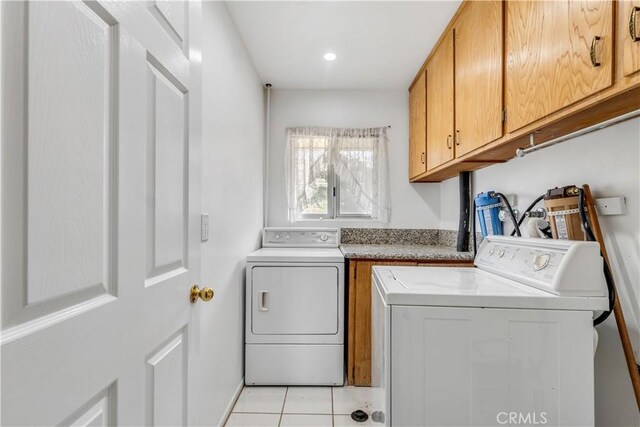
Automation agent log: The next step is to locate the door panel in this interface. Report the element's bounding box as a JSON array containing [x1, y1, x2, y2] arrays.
[[409, 71, 427, 179], [454, 1, 503, 157], [1, 0, 117, 332], [146, 57, 189, 281], [426, 31, 455, 171], [1, 1, 201, 425], [146, 330, 188, 427], [27, 0, 114, 305], [62, 385, 116, 427], [251, 266, 339, 335], [149, 0, 189, 53], [506, 0, 613, 133]]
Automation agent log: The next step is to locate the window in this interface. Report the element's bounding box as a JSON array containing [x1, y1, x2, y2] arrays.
[[285, 127, 390, 222]]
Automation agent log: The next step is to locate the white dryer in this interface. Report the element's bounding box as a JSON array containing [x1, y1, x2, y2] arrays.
[[371, 236, 609, 427], [245, 228, 345, 385]]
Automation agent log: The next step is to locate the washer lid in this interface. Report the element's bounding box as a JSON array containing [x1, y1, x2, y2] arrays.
[[247, 247, 345, 263], [373, 266, 608, 311]]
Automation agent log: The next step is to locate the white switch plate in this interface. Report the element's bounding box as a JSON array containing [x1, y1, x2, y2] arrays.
[[201, 213, 209, 241], [595, 197, 627, 215]]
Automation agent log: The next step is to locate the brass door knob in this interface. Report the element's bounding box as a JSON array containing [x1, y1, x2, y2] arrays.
[[190, 285, 214, 303]]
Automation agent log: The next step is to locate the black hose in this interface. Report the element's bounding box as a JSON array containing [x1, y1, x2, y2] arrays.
[[457, 172, 471, 252], [578, 187, 615, 326], [472, 198, 477, 255], [492, 192, 522, 236], [510, 194, 545, 237]]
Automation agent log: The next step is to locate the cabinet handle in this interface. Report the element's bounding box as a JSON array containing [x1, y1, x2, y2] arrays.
[[455, 130, 461, 146], [630, 6, 640, 42], [420, 152, 425, 164], [446, 135, 452, 149], [590, 36, 601, 67]]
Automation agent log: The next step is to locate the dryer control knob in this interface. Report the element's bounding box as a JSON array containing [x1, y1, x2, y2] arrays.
[[320, 233, 329, 242]]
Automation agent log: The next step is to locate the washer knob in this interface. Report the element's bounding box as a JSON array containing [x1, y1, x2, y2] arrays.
[[320, 233, 329, 242], [533, 253, 551, 271]]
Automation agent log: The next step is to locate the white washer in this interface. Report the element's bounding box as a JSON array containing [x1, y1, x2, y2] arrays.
[[245, 228, 345, 385], [371, 236, 609, 427]]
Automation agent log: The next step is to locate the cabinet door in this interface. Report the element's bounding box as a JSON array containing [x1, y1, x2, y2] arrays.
[[455, 1, 503, 157], [621, 1, 640, 76], [426, 31, 455, 170], [409, 71, 427, 179], [506, 0, 613, 133]]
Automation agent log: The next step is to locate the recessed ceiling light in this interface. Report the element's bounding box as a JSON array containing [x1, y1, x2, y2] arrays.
[[323, 52, 337, 61]]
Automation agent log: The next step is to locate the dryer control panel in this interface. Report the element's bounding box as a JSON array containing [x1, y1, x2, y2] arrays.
[[475, 236, 606, 297], [262, 228, 339, 248]]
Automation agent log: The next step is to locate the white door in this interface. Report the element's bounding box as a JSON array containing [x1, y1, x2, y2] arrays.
[[1, 1, 204, 425]]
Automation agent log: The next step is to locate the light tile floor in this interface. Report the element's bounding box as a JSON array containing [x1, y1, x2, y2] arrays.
[[225, 386, 374, 427]]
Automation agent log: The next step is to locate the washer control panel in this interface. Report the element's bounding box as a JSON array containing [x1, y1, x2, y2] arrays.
[[474, 236, 606, 297], [262, 228, 339, 248], [477, 241, 562, 281]]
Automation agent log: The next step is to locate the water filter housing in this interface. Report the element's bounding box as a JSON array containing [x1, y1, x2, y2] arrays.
[[475, 192, 503, 237]]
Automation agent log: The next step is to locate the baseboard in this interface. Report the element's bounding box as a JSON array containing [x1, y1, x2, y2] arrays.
[[218, 377, 244, 427]]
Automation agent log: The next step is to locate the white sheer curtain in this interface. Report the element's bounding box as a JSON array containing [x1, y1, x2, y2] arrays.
[[285, 126, 390, 222]]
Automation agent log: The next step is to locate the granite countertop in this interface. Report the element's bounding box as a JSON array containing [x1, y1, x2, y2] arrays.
[[338, 228, 477, 262], [339, 244, 475, 261]]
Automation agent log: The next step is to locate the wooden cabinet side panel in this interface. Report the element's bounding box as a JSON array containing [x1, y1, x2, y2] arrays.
[[350, 261, 417, 386], [353, 261, 373, 386], [506, 0, 614, 133], [347, 261, 357, 385], [621, 0, 640, 76], [409, 72, 427, 179], [455, 0, 504, 156], [426, 31, 455, 171]]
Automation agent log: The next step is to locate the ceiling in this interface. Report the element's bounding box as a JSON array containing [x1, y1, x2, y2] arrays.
[[225, 1, 462, 90]]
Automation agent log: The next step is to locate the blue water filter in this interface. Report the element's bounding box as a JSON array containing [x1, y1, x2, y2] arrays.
[[475, 192, 503, 237]]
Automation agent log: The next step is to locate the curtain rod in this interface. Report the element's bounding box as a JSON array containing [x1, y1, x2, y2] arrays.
[[516, 109, 640, 157]]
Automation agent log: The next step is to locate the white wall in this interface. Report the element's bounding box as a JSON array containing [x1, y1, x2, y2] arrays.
[[440, 118, 640, 426], [200, 2, 264, 425], [267, 89, 440, 229]]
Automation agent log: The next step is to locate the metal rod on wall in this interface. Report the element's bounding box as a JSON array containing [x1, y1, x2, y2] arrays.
[[264, 84, 272, 228], [516, 109, 640, 157]]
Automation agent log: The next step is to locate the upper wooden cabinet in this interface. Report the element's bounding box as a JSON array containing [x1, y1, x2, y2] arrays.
[[505, 0, 614, 133], [419, 0, 504, 172], [408, 0, 639, 182], [426, 31, 455, 171], [454, 1, 504, 157], [409, 71, 427, 179], [621, 1, 640, 77]]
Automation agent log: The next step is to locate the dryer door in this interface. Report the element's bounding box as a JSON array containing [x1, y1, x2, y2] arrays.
[[251, 266, 339, 335]]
